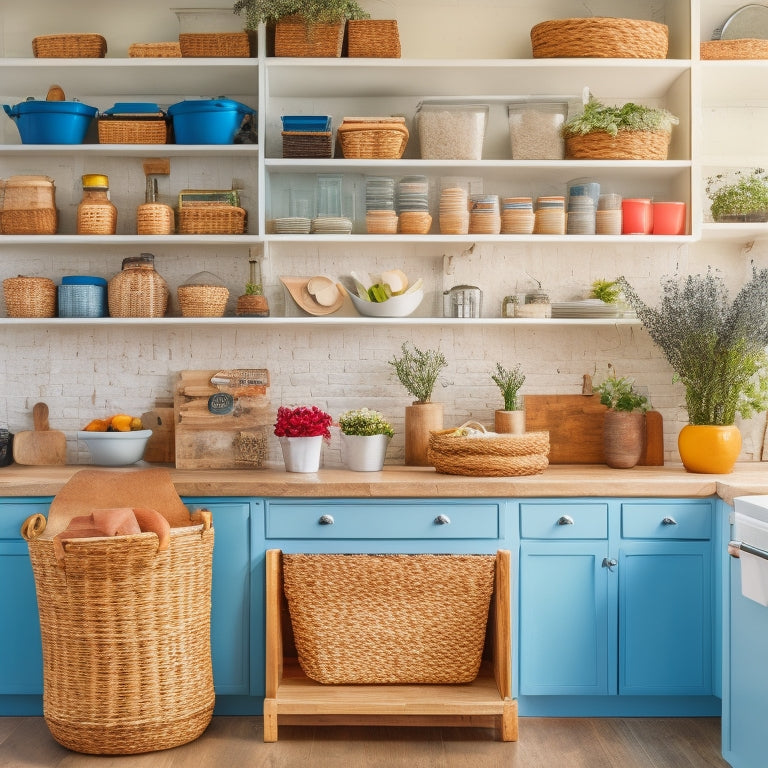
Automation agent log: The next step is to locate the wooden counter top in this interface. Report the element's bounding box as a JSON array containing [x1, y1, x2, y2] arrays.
[[1, 462, 767, 504]]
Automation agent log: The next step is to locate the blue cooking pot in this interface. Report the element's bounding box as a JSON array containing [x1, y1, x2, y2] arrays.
[[3, 98, 98, 144], [167, 98, 255, 144]]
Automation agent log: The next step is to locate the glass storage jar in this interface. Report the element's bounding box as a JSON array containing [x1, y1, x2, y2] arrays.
[[77, 173, 117, 235]]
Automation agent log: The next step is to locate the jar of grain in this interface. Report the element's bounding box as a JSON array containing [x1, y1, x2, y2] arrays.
[[507, 101, 568, 160], [77, 174, 117, 235]]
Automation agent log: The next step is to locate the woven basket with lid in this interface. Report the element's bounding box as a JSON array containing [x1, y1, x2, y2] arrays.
[[108, 254, 168, 318]]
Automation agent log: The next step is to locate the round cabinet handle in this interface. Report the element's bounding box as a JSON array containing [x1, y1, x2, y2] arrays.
[[557, 515, 574, 526], [318, 514, 334, 526], [602, 558, 618, 571], [435, 514, 451, 525], [661, 517, 678, 526]]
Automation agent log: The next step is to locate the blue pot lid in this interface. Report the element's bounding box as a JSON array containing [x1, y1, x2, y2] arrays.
[[4, 99, 98, 117], [61, 275, 107, 286], [103, 102, 164, 115], [167, 98, 255, 116]]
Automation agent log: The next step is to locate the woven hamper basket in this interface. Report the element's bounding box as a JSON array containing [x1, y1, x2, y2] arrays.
[[3, 276, 56, 317], [564, 129, 671, 160], [346, 19, 401, 57], [428, 423, 550, 476], [274, 16, 344, 57], [177, 285, 229, 317], [530, 17, 668, 59], [20, 468, 215, 755], [282, 552, 496, 684]]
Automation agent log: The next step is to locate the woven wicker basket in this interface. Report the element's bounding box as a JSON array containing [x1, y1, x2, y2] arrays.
[[337, 120, 409, 159], [177, 205, 247, 235], [282, 131, 333, 158], [346, 19, 401, 57], [32, 33, 107, 58], [128, 42, 181, 58], [98, 118, 169, 144], [0, 208, 57, 235], [428, 423, 550, 477], [21, 469, 214, 755], [564, 129, 671, 160], [177, 285, 229, 317], [178, 32, 251, 57], [274, 16, 344, 57], [282, 552, 496, 684], [108, 261, 169, 318], [700, 39, 768, 60], [3, 276, 56, 318], [530, 17, 668, 59], [136, 203, 175, 235]]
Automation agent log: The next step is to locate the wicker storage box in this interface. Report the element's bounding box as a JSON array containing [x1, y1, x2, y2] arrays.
[[282, 552, 496, 684], [1, 175, 57, 234], [530, 17, 668, 59], [136, 203, 175, 235], [0, 208, 57, 235], [98, 116, 170, 144], [700, 39, 768, 60], [428, 424, 550, 476], [177, 205, 247, 234], [274, 16, 344, 57], [346, 19, 401, 57], [3, 276, 56, 317], [282, 130, 333, 158], [564, 129, 671, 160], [32, 33, 107, 58], [128, 41, 181, 57], [179, 32, 251, 57], [337, 117, 408, 159], [21, 468, 214, 755]]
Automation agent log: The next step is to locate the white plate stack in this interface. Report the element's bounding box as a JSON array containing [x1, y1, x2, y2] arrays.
[[275, 217, 311, 234], [310, 216, 353, 234]]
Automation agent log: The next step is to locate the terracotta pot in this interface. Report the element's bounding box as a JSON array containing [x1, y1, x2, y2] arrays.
[[495, 409, 525, 435], [278, 435, 323, 473], [603, 410, 645, 469], [340, 433, 390, 472], [236, 294, 269, 316], [677, 424, 742, 474], [405, 402, 443, 466]]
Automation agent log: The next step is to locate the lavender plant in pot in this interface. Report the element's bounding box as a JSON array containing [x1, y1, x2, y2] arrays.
[[491, 362, 526, 434], [595, 369, 649, 469], [337, 408, 394, 471]]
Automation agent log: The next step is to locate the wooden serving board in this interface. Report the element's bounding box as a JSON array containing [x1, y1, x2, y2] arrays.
[[174, 369, 271, 470], [524, 394, 664, 466], [12, 402, 67, 466]]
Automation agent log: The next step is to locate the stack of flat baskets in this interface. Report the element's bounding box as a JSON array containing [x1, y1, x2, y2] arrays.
[[428, 422, 550, 476], [530, 17, 668, 59], [337, 116, 409, 159], [32, 33, 107, 57], [20, 468, 215, 755]]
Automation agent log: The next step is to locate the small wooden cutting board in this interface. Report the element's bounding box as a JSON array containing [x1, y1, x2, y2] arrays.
[[13, 402, 67, 465]]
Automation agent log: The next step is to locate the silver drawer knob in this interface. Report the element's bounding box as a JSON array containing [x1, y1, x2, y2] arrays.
[[662, 516, 678, 526], [435, 514, 451, 525], [557, 515, 574, 526], [318, 514, 334, 525]]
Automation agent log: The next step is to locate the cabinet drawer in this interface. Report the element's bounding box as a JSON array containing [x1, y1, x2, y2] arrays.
[[0, 501, 50, 539], [621, 502, 712, 540], [520, 503, 608, 540], [265, 500, 501, 540]]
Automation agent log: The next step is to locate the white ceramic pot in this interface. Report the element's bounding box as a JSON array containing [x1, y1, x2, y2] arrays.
[[340, 433, 391, 472], [279, 435, 323, 473]]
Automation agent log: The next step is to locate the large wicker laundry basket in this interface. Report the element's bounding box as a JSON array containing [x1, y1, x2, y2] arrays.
[[21, 468, 214, 755]]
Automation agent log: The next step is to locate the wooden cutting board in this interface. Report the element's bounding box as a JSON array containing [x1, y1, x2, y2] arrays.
[[524, 394, 664, 466], [12, 402, 67, 465]]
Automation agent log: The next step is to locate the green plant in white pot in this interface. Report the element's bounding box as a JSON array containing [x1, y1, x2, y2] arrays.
[[338, 408, 394, 472], [595, 369, 649, 469], [705, 168, 768, 223], [491, 362, 526, 434]]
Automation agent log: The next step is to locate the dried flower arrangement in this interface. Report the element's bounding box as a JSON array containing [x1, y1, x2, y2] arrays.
[[338, 408, 394, 437], [274, 405, 333, 440], [618, 269, 768, 425], [491, 362, 525, 411], [388, 342, 447, 404]]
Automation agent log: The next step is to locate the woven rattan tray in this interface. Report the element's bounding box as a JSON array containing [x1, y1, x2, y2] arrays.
[[700, 38, 768, 59], [128, 41, 181, 58], [32, 33, 107, 58], [530, 17, 668, 59]]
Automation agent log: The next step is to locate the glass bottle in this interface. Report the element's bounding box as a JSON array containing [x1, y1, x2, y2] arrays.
[[77, 173, 117, 235]]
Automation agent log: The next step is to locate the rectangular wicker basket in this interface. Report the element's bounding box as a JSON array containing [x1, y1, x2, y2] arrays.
[[128, 41, 181, 58], [282, 130, 333, 158], [346, 19, 401, 58], [97, 117, 170, 144], [337, 117, 409, 159], [32, 33, 107, 58], [281, 552, 496, 685], [274, 16, 344, 57], [178, 32, 251, 57], [177, 205, 247, 234]]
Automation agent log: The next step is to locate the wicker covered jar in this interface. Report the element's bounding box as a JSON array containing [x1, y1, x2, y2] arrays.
[[3, 276, 56, 318], [77, 174, 117, 235], [108, 253, 168, 318]]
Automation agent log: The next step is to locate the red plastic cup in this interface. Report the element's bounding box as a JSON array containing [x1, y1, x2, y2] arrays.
[[652, 201, 686, 235], [622, 198, 653, 234]]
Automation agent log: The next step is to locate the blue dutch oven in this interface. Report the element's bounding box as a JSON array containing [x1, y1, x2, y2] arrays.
[[3, 97, 98, 144], [167, 98, 255, 144]]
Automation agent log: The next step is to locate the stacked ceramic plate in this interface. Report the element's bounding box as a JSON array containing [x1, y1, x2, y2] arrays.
[[469, 194, 501, 234], [501, 196, 534, 235], [596, 192, 623, 235], [439, 187, 469, 234], [534, 196, 565, 235], [310, 216, 353, 234], [397, 175, 431, 234], [550, 299, 622, 318], [275, 216, 311, 234], [365, 176, 397, 234]]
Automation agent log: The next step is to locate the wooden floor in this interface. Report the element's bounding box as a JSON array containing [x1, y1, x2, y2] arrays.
[[0, 716, 729, 768]]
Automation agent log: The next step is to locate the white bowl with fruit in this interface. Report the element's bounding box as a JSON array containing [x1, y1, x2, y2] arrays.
[[347, 269, 424, 318], [77, 414, 151, 466]]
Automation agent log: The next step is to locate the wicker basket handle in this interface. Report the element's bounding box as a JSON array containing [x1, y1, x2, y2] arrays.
[[21, 513, 47, 541], [191, 508, 213, 532]]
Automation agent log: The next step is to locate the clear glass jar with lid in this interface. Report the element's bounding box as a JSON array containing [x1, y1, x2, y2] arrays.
[[77, 173, 117, 235]]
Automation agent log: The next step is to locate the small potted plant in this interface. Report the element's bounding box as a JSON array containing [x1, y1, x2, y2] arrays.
[[705, 168, 768, 223], [274, 404, 332, 472], [337, 407, 394, 471], [388, 342, 447, 466], [233, 0, 370, 57], [595, 369, 649, 469], [491, 362, 526, 434], [561, 96, 679, 160], [590, 278, 621, 304], [236, 257, 270, 316]]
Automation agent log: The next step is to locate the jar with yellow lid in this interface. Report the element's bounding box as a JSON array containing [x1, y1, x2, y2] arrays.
[[77, 173, 117, 235]]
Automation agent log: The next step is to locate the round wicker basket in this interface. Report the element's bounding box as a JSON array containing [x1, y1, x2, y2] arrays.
[[564, 129, 671, 160], [136, 203, 175, 235], [3, 276, 56, 318], [177, 285, 229, 317]]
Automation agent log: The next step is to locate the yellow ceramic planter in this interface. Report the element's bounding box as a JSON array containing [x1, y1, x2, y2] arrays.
[[677, 424, 742, 474]]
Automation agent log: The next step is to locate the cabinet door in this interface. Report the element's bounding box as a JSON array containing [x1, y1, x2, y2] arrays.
[[186, 500, 252, 696], [519, 541, 611, 695], [619, 541, 712, 695]]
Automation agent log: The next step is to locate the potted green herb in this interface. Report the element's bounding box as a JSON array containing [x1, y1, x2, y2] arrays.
[[595, 369, 649, 469], [562, 96, 679, 160], [590, 278, 621, 304], [705, 168, 768, 223], [491, 362, 526, 434], [236, 258, 269, 316], [388, 342, 447, 466], [337, 407, 394, 471], [618, 269, 768, 473]]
